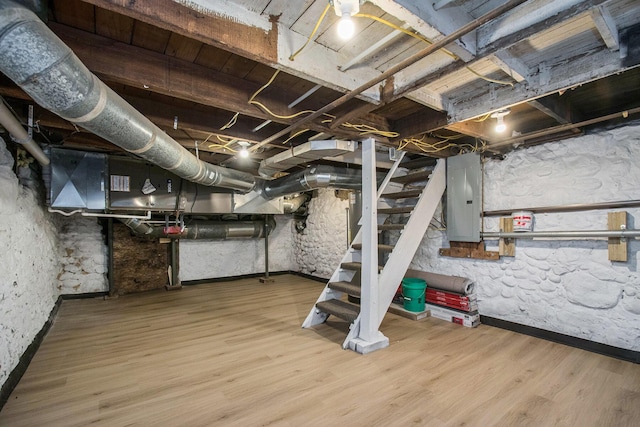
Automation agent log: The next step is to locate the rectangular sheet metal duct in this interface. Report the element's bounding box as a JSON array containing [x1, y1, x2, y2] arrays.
[[258, 140, 356, 178]]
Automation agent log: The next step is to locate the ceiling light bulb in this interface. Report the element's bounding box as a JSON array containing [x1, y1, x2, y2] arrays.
[[495, 116, 506, 133], [239, 147, 249, 158], [337, 13, 355, 39]]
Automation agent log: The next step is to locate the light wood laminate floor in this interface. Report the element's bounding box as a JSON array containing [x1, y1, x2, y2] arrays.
[[1, 274, 639, 426]]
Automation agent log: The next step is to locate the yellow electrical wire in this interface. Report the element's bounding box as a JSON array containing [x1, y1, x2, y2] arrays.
[[248, 69, 317, 119], [281, 129, 311, 145], [472, 112, 492, 122], [289, 3, 331, 61], [342, 122, 399, 138], [220, 112, 239, 130]]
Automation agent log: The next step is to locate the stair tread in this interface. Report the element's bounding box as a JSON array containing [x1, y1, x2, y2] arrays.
[[378, 207, 414, 214], [328, 281, 361, 296], [401, 157, 437, 170], [381, 189, 423, 199], [379, 224, 404, 230], [391, 170, 431, 184], [341, 262, 383, 272], [352, 243, 395, 252], [316, 299, 359, 323]]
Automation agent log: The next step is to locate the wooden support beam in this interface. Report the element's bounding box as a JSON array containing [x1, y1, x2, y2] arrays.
[[439, 241, 500, 260], [590, 4, 619, 50], [445, 120, 496, 142], [394, 0, 610, 107], [450, 47, 631, 123], [499, 217, 516, 257], [478, 0, 610, 55], [608, 211, 627, 262], [49, 24, 378, 141], [79, 0, 277, 64], [391, 110, 448, 141], [528, 95, 581, 134]]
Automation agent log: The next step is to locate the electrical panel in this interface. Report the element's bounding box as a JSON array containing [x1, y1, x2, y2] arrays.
[[446, 152, 481, 242]]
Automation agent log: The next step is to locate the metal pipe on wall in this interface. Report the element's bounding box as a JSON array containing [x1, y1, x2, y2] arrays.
[[484, 200, 640, 217], [482, 230, 640, 239], [0, 0, 255, 192], [0, 98, 49, 165]]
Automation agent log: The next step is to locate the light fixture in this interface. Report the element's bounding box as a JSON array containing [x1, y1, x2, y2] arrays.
[[333, 0, 359, 40], [491, 109, 510, 133], [237, 140, 250, 158]]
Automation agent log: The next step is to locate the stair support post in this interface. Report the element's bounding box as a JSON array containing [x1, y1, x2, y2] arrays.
[[348, 137, 389, 354]]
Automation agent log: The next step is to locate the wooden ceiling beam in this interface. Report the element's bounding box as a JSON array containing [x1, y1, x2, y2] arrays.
[[450, 47, 632, 123], [477, 0, 610, 55], [391, 110, 448, 141], [49, 24, 377, 141], [78, 0, 278, 64]]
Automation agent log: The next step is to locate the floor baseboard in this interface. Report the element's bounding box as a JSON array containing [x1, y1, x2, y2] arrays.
[[481, 316, 640, 364], [0, 297, 63, 411]]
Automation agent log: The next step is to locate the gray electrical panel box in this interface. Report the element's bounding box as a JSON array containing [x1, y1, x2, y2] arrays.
[[446, 152, 481, 242]]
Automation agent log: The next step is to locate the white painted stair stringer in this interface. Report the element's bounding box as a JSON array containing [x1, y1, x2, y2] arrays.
[[342, 158, 446, 349]]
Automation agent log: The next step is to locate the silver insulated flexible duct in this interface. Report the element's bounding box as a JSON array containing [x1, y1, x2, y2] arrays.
[[261, 165, 361, 200], [0, 0, 255, 192]]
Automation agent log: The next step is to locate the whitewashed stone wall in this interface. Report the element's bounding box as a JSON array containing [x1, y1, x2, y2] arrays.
[[413, 124, 640, 352], [57, 217, 108, 294], [295, 125, 640, 352], [180, 216, 299, 281], [294, 189, 349, 278], [0, 139, 60, 389]]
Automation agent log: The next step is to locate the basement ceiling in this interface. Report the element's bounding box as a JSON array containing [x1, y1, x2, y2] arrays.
[[1, 0, 640, 173]]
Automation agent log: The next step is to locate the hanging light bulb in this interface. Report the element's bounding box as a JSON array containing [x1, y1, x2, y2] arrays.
[[237, 140, 250, 158], [333, 0, 359, 40], [491, 109, 510, 133], [337, 13, 355, 39]]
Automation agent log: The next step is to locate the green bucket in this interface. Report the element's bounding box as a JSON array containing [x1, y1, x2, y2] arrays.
[[402, 278, 426, 312]]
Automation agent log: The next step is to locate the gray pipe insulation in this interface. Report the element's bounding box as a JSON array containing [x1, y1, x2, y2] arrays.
[[0, 0, 255, 192], [121, 217, 276, 240]]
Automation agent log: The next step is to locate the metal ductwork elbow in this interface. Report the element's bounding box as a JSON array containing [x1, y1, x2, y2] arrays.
[[0, 0, 256, 192], [261, 165, 361, 200]]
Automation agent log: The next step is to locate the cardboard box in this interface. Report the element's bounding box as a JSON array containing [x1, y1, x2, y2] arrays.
[[426, 296, 478, 312], [426, 288, 477, 302], [426, 303, 480, 328]]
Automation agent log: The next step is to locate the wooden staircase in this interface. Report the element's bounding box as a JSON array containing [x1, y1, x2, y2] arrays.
[[302, 139, 446, 353]]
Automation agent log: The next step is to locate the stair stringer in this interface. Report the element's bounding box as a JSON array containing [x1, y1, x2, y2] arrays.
[[301, 153, 406, 330], [342, 158, 446, 348]]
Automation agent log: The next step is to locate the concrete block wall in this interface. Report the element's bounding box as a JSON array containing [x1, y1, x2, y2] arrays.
[[294, 125, 640, 352], [180, 216, 299, 281], [0, 139, 60, 388]]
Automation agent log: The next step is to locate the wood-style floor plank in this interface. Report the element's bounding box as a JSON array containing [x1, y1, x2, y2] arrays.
[[1, 274, 639, 426]]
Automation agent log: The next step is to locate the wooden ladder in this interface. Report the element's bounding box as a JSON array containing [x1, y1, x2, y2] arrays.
[[302, 139, 446, 353]]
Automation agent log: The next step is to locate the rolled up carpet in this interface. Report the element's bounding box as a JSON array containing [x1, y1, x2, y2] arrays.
[[405, 269, 474, 295]]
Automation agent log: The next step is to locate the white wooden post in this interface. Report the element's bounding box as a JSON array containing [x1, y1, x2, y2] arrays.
[[349, 138, 389, 353]]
